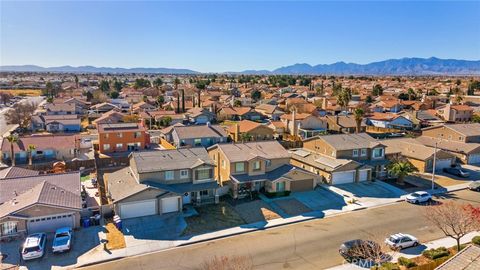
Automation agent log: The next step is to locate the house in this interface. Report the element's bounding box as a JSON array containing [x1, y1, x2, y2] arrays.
[[326, 115, 367, 134], [97, 123, 149, 154], [417, 124, 480, 164], [90, 102, 119, 114], [0, 172, 82, 239], [381, 138, 455, 173], [366, 112, 414, 130], [109, 98, 131, 112], [0, 167, 39, 179], [293, 133, 389, 184], [227, 120, 275, 142], [106, 148, 219, 219], [217, 107, 264, 121], [436, 104, 473, 122], [31, 114, 81, 132], [280, 111, 327, 139], [268, 121, 287, 139], [1, 135, 78, 164], [132, 101, 157, 113], [207, 141, 319, 199], [435, 244, 480, 270], [255, 104, 284, 120], [398, 110, 444, 128], [185, 107, 216, 125], [171, 124, 228, 148], [92, 110, 125, 126], [44, 102, 81, 115]]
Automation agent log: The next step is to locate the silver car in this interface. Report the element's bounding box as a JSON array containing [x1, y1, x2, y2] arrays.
[[22, 233, 47, 261]]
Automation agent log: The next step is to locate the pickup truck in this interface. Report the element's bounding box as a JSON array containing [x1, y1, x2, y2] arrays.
[[52, 227, 73, 253]]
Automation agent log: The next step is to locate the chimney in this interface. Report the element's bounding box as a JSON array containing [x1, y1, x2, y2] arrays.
[[291, 110, 296, 136], [322, 97, 328, 110], [234, 124, 240, 142]]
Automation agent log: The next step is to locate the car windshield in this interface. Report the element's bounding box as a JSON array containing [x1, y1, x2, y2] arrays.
[[24, 246, 40, 253], [56, 232, 69, 238], [388, 237, 400, 243], [411, 193, 421, 197]]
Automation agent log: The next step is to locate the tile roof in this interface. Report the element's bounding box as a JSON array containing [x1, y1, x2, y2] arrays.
[[326, 115, 366, 128], [436, 244, 480, 270], [131, 148, 214, 173], [0, 134, 77, 152], [416, 136, 480, 154], [92, 110, 125, 125], [211, 141, 290, 162], [227, 120, 263, 133], [380, 138, 447, 160], [442, 123, 480, 137], [305, 133, 383, 151], [173, 124, 227, 140], [280, 113, 312, 121], [0, 167, 40, 179]]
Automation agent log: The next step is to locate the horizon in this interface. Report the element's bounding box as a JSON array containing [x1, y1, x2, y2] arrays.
[[1, 1, 480, 72]]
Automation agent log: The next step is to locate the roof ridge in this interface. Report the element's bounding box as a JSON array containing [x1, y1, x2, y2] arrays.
[[1, 171, 79, 180]]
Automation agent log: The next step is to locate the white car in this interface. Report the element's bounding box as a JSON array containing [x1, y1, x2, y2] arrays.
[[405, 191, 432, 204], [22, 233, 47, 261], [385, 233, 419, 250], [52, 227, 73, 253]]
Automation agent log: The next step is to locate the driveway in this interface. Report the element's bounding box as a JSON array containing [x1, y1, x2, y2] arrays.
[[0, 225, 102, 270], [291, 187, 347, 212]]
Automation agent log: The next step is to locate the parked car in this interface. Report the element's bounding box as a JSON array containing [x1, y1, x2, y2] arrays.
[[80, 138, 93, 149], [52, 227, 73, 253], [21, 233, 47, 261], [385, 233, 419, 250], [443, 167, 470, 178], [339, 239, 384, 262], [468, 181, 480, 191], [405, 191, 432, 204]]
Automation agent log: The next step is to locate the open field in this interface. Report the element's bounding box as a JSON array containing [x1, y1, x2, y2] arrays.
[[0, 89, 42, 96]]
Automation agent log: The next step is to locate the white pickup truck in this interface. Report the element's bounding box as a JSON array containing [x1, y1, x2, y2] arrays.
[[52, 227, 73, 253]]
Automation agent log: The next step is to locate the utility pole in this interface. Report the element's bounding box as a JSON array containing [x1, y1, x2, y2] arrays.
[[431, 141, 438, 190]]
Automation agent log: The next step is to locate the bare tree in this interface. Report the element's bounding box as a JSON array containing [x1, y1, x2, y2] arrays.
[[0, 92, 13, 105], [424, 202, 478, 251], [5, 102, 37, 128], [199, 255, 252, 270], [345, 235, 393, 268]]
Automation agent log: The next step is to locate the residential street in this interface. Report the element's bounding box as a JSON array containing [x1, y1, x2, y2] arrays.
[[83, 189, 480, 270]]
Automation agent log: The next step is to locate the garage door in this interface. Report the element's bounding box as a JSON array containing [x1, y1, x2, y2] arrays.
[[468, 154, 480, 164], [332, 171, 355, 185], [435, 159, 452, 170], [161, 196, 180, 214], [27, 213, 75, 233], [119, 199, 156, 219], [358, 170, 370, 182], [290, 179, 314, 192]]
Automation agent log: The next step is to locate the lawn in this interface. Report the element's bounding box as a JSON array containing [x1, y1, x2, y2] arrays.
[[0, 89, 42, 96], [182, 202, 246, 236], [81, 174, 93, 182]]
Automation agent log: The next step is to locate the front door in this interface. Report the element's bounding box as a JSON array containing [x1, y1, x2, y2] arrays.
[[276, 182, 285, 192]]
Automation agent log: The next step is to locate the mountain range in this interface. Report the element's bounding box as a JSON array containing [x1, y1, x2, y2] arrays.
[[1, 57, 479, 75]]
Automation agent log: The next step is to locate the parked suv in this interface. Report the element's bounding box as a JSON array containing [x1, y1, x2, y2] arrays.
[[385, 233, 419, 250], [443, 167, 470, 178], [22, 233, 47, 261]]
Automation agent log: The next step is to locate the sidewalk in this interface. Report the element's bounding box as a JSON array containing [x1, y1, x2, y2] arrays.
[[327, 231, 480, 270]]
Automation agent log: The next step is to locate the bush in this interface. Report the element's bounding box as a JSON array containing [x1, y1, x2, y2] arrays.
[[397, 257, 417, 268], [422, 247, 450, 260], [472, 236, 480, 245], [371, 262, 400, 270], [263, 190, 291, 198]]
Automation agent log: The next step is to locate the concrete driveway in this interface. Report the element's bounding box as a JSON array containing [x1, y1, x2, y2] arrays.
[[290, 187, 347, 212], [0, 225, 102, 270]]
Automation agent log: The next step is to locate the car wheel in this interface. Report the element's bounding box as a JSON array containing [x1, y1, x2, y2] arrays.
[[415, 200, 419, 204], [413, 242, 419, 247]]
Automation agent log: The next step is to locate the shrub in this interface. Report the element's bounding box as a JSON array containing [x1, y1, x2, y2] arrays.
[[472, 236, 480, 245], [371, 262, 400, 270], [422, 247, 450, 260], [397, 257, 417, 268], [263, 191, 291, 198]]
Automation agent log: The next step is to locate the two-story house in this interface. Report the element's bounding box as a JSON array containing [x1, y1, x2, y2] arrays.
[[416, 123, 480, 164], [227, 120, 275, 142], [436, 104, 473, 122], [207, 141, 318, 199], [170, 123, 228, 148], [44, 102, 82, 115], [97, 122, 149, 154], [366, 112, 413, 130], [31, 114, 81, 132], [280, 111, 327, 139], [290, 133, 388, 185], [217, 106, 265, 121], [106, 148, 219, 219]]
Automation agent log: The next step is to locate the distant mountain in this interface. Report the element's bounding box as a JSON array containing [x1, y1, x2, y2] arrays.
[[0, 65, 199, 74], [2, 57, 479, 75]]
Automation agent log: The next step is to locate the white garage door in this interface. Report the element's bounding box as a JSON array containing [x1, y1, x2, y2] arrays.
[[27, 213, 75, 233], [468, 154, 480, 164], [332, 171, 355, 185], [161, 196, 180, 214], [358, 170, 369, 182], [119, 199, 156, 219], [435, 159, 452, 170]]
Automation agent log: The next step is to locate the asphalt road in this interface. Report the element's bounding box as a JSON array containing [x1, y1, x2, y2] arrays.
[[82, 190, 480, 270]]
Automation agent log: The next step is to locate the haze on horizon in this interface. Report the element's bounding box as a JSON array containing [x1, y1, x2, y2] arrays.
[[1, 1, 479, 73]]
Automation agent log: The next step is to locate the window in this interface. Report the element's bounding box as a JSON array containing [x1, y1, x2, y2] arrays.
[[372, 148, 384, 158], [361, 149, 367, 157], [116, 143, 123, 149], [180, 170, 189, 179], [194, 138, 202, 146], [0, 221, 17, 236], [235, 162, 245, 172], [117, 132, 123, 138], [459, 136, 463, 141], [266, 160, 272, 167], [165, 171, 174, 180], [104, 134, 109, 139], [352, 149, 359, 157], [222, 159, 226, 169], [196, 168, 212, 180], [134, 132, 141, 138], [200, 190, 209, 196], [253, 161, 261, 171], [103, 144, 110, 151]]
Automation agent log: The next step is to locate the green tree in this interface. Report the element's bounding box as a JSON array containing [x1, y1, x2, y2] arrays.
[[45, 81, 53, 97], [113, 80, 123, 92], [134, 78, 151, 89], [251, 90, 261, 101], [353, 108, 365, 133], [74, 75, 79, 88], [233, 100, 242, 107], [388, 159, 418, 185], [153, 78, 164, 89], [472, 114, 480, 123], [109, 91, 120, 99], [156, 96, 165, 108], [365, 96, 373, 103], [372, 84, 383, 96], [467, 80, 480, 96], [337, 88, 352, 110], [6, 134, 18, 166], [27, 144, 36, 166], [99, 80, 110, 92], [407, 88, 417, 100], [174, 77, 181, 90]]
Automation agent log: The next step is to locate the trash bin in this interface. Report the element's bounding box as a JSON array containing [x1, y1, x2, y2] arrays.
[[82, 218, 90, 228], [115, 219, 122, 230]]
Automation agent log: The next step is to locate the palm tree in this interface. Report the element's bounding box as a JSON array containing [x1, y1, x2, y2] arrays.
[[27, 144, 36, 166], [6, 134, 18, 166], [387, 160, 418, 185], [353, 108, 365, 133]]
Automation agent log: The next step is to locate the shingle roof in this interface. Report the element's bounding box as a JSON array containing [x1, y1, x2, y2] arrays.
[[211, 141, 290, 162], [230, 164, 295, 183], [106, 167, 149, 202], [0, 135, 77, 152], [289, 148, 358, 171], [227, 120, 265, 133], [0, 167, 40, 179], [436, 244, 480, 270], [305, 133, 382, 151], [326, 115, 367, 128], [131, 148, 214, 173], [381, 138, 448, 160], [173, 125, 227, 140], [443, 123, 480, 137], [416, 136, 480, 154]]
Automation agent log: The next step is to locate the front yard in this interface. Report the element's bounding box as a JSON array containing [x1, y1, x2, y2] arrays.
[[182, 202, 246, 236]]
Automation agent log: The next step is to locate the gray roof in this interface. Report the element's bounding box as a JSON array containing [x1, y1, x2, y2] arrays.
[[289, 148, 359, 172], [326, 115, 367, 128], [306, 133, 383, 151], [144, 180, 219, 193], [106, 167, 150, 202], [436, 244, 480, 270], [131, 148, 214, 173], [381, 138, 447, 160], [173, 124, 227, 140], [0, 167, 40, 179], [230, 164, 296, 183], [211, 141, 290, 162], [444, 123, 480, 137], [416, 136, 480, 155]]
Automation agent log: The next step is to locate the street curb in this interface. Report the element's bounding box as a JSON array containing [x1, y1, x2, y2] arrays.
[[77, 256, 125, 268]]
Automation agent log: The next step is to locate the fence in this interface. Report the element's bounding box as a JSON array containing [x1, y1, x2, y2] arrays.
[[19, 159, 96, 172], [408, 256, 451, 270]]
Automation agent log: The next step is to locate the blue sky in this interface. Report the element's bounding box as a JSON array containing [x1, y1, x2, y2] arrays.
[[1, 1, 479, 72]]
